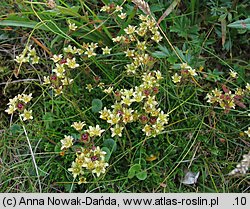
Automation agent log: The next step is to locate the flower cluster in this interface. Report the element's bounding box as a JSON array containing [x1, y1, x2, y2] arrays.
[[5, 93, 33, 121], [172, 63, 198, 84], [68, 146, 109, 182], [101, 6, 163, 75], [14, 45, 40, 64], [100, 70, 169, 137], [60, 121, 108, 182], [206, 84, 248, 112], [100, 3, 126, 19], [43, 52, 79, 96]]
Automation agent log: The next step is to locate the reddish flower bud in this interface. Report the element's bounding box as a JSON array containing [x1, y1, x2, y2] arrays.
[[143, 89, 151, 97], [152, 87, 159, 94], [16, 103, 25, 111], [50, 74, 57, 81], [60, 59, 67, 64], [81, 133, 89, 143], [91, 156, 98, 161], [93, 76, 101, 83], [140, 115, 148, 124], [149, 117, 157, 124]]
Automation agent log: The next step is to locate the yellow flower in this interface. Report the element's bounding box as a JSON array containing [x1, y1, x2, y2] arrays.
[[118, 12, 126, 19], [125, 49, 135, 57], [66, 58, 79, 69], [188, 68, 197, 76], [78, 177, 87, 185], [146, 96, 158, 108], [122, 108, 134, 123], [5, 105, 16, 114], [43, 76, 51, 85], [229, 69, 237, 78], [244, 127, 250, 137], [172, 73, 181, 83], [7, 97, 18, 106], [245, 83, 250, 91], [121, 88, 134, 97], [93, 146, 107, 160], [92, 161, 109, 177], [133, 91, 145, 103], [136, 28, 147, 37], [87, 125, 105, 137], [157, 111, 169, 124], [139, 14, 149, 21], [20, 109, 33, 121], [102, 46, 111, 55], [54, 86, 63, 96], [82, 157, 95, 170], [64, 45, 73, 53], [152, 122, 164, 134], [84, 48, 97, 58], [28, 47, 36, 57], [212, 88, 222, 97], [60, 135, 74, 150], [151, 32, 162, 43], [86, 84, 93, 92], [136, 41, 147, 51], [235, 88, 244, 96], [31, 56, 40, 64], [125, 63, 137, 74], [68, 162, 83, 179], [155, 71, 163, 80], [100, 5, 110, 12], [61, 77, 73, 86], [99, 107, 111, 120], [180, 63, 189, 69], [124, 25, 136, 35], [121, 95, 134, 106], [52, 63, 65, 78], [20, 93, 32, 103], [111, 124, 124, 137], [14, 54, 28, 63], [89, 42, 98, 49], [142, 124, 152, 136], [71, 121, 86, 131], [112, 36, 124, 43], [103, 86, 113, 94], [107, 113, 120, 125], [51, 54, 62, 63], [115, 5, 123, 12], [68, 21, 77, 31]]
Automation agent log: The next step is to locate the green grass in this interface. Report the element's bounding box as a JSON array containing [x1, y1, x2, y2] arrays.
[[0, 0, 249, 193]]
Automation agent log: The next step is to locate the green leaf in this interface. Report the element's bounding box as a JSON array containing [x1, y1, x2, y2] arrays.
[[102, 147, 111, 161], [56, 6, 81, 17], [0, 20, 48, 30], [128, 164, 141, 179], [134, 158, 146, 168], [152, 46, 170, 59], [227, 18, 250, 30], [136, 170, 147, 180], [103, 138, 117, 152], [91, 99, 103, 113], [54, 142, 62, 153], [10, 124, 21, 134], [151, 51, 168, 58]]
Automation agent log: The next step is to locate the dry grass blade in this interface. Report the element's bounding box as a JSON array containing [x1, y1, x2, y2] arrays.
[[221, 19, 227, 47], [132, 0, 151, 15], [158, 0, 180, 24]]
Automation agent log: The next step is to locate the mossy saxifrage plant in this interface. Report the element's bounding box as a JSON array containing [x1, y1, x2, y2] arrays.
[[5, 0, 250, 186]]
